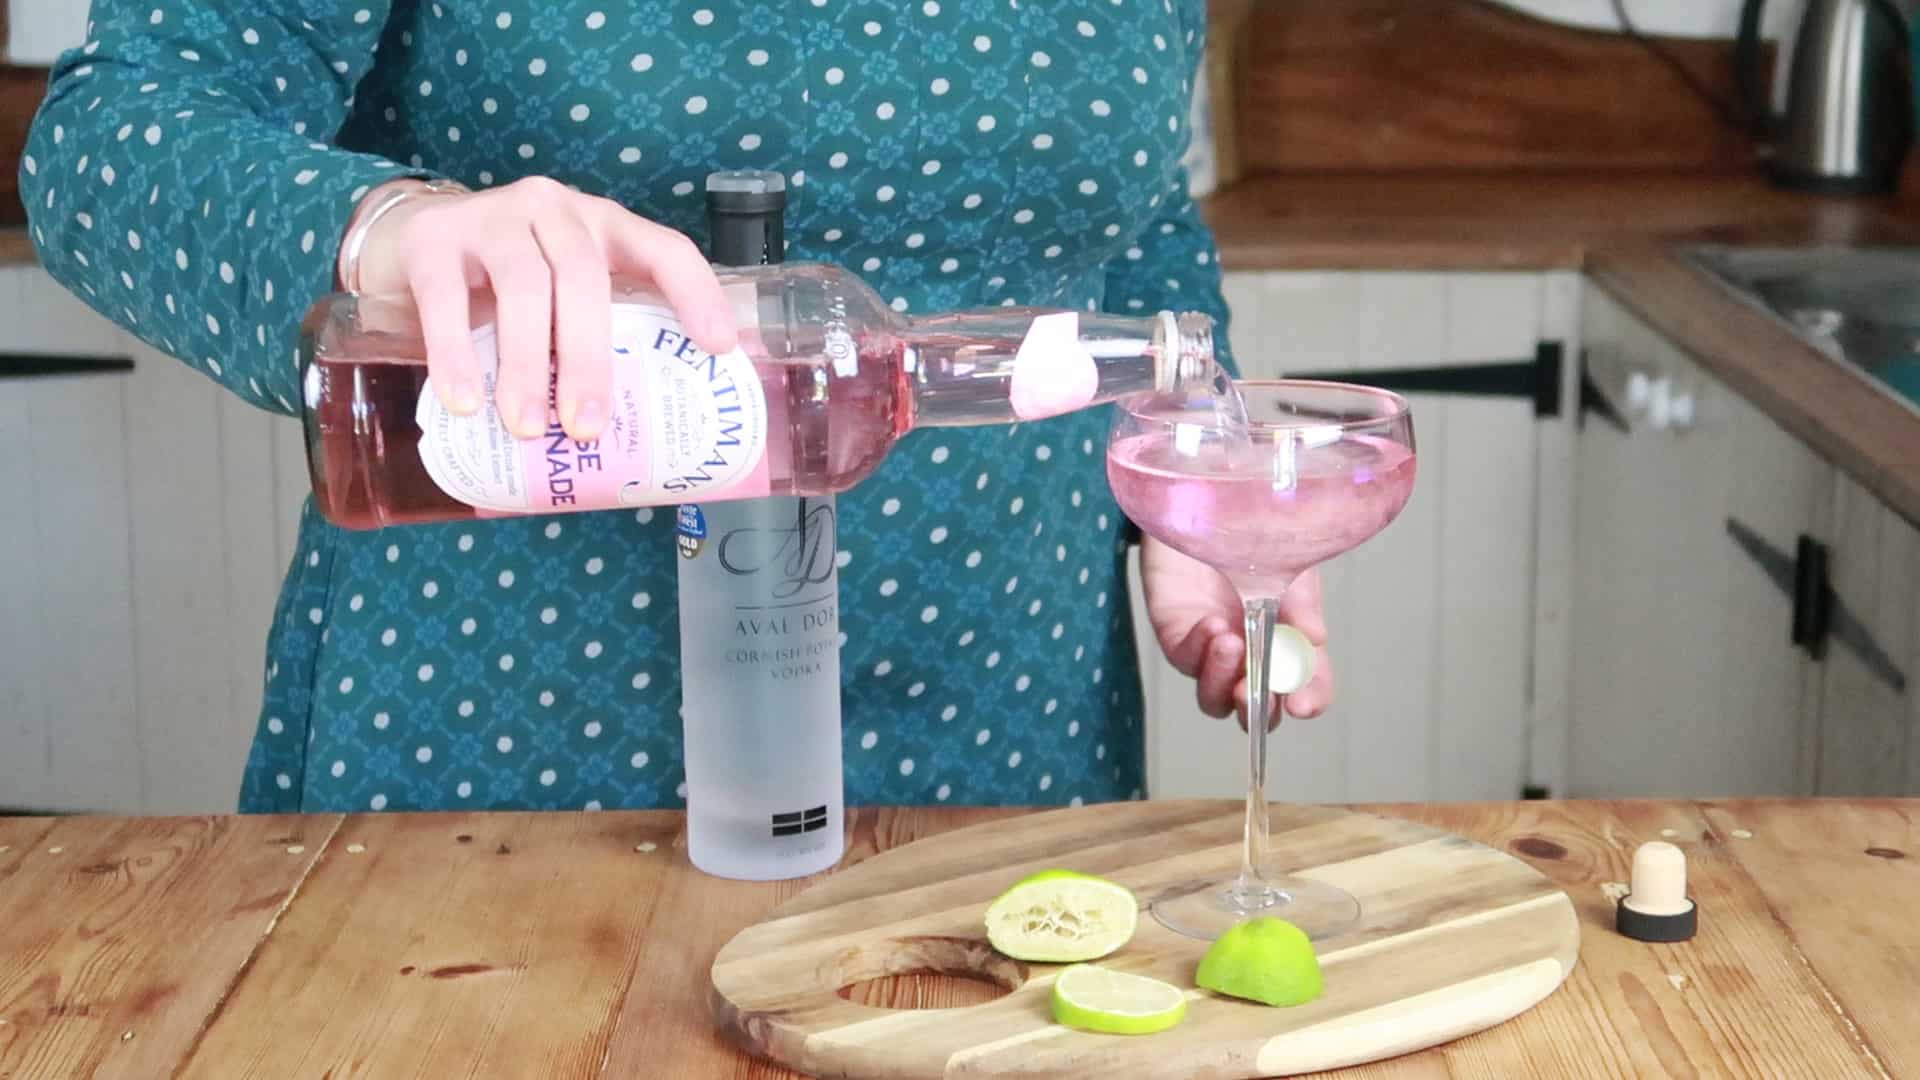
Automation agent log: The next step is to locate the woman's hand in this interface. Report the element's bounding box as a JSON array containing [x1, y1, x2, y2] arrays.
[[343, 176, 738, 443], [1138, 536, 1333, 729]]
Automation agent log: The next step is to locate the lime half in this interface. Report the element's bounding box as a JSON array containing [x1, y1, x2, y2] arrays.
[[1050, 964, 1188, 1035], [984, 869, 1138, 962], [1195, 915, 1324, 1007]]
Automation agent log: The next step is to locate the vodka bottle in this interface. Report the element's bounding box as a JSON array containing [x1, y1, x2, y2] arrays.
[[298, 260, 1221, 529], [678, 170, 844, 880]]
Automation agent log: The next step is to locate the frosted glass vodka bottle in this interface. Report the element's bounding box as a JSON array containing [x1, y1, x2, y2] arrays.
[[298, 264, 1221, 529], [679, 170, 844, 880]]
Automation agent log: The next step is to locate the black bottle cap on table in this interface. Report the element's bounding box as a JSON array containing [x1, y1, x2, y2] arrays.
[[705, 169, 786, 267], [1615, 897, 1697, 943]]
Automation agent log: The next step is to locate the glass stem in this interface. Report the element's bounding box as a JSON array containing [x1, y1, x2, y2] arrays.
[[1235, 595, 1281, 905]]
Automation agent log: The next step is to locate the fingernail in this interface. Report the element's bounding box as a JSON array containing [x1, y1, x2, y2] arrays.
[[519, 396, 549, 438], [568, 396, 605, 440], [447, 377, 481, 414]]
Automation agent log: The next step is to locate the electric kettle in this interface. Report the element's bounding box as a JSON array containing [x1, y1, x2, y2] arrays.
[[1736, 0, 1915, 193]]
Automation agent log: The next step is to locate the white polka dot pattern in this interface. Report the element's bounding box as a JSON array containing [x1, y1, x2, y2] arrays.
[[17, 0, 1234, 814]]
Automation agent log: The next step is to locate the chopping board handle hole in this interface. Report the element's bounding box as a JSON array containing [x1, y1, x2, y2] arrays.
[[830, 935, 1026, 1010]]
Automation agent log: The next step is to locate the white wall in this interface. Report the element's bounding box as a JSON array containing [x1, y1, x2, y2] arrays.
[[1489, 0, 1803, 39], [6, 0, 89, 65]]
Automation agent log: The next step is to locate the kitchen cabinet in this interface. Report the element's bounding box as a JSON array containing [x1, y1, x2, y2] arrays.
[[0, 265, 306, 815], [1810, 474, 1920, 794], [1569, 284, 1920, 797], [1135, 269, 1581, 805]]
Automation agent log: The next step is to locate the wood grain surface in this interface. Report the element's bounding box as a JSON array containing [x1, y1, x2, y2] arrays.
[[1231, 0, 1761, 175], [712, 800, 1580, 1079], [1696, 799, 1918, 1079], [0, 799, 1914, 1078], [1200, 171, 1918, 273], [0, 814, 329, 1079], [0, 65, 46, 229]]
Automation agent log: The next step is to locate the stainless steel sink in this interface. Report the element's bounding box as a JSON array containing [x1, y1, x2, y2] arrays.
[[1682, 244, 1920, 415]]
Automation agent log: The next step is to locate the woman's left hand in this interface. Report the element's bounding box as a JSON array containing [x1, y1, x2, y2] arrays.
[[1137, 536, 1333, 729]]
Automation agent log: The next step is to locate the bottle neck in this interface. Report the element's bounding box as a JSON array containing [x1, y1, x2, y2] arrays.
[[903, 308, 1219, 428]]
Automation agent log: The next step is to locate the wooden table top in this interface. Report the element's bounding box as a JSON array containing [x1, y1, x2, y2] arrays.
[[0, 798, 1914, 1077]]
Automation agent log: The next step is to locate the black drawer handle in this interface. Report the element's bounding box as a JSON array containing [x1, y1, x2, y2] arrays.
[[0, 352, 136, 379], [1791, 534, 1831, 658], [1728, 518, 1907, 692]]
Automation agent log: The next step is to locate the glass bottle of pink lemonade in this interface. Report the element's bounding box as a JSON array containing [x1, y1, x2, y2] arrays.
[[297, 262, 1220, 529]]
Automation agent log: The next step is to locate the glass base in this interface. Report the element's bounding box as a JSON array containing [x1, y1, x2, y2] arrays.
[[1149, 875, 1362, 942]]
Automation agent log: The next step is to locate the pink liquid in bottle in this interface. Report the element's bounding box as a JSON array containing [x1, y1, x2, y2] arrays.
[[298, 267, 1218, 530]]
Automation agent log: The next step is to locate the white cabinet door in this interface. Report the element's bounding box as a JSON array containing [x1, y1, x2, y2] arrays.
[[1810, 474, 1919, 795], [1568, 285, 1832, 798], [0, 267, 142, 813], [0, 266, 301, 814], [1137, 270, 1568, 805]]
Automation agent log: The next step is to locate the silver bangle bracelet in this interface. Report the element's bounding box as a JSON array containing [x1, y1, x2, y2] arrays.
[[338, 178, 470, 294]]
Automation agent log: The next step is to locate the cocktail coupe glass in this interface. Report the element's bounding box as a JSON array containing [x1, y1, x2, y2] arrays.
[[1106, 379, 1417, 941]]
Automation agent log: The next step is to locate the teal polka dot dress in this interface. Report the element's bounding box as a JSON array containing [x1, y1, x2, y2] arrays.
[[22, 0, 1237, 813]]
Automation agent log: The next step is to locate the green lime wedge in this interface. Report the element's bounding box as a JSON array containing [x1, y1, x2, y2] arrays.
[[1195, 916, 1324, 1007], [984, 869, 1138, 962], [1268, 624, 1317, 696], [1049, 964, 1188, 1035]]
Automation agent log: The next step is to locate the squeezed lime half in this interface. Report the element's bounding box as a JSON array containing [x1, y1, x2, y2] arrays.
[[984, 869, 1139, 962]]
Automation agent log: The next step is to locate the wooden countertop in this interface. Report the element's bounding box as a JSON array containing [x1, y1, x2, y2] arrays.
[[1204, 171, 1920, 525], [1200, 171, 1919, 272], [0, 798, 1914, 1077]]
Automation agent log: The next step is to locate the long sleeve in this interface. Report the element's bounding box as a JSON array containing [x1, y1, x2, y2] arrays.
[[18, 1, 428, 415]]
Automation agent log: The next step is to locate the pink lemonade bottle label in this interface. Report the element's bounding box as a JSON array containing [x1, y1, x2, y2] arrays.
[[415, 302, 771, 515]]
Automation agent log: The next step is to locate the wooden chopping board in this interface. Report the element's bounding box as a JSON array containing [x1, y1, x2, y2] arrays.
[[710, 799, 1581, 1078]]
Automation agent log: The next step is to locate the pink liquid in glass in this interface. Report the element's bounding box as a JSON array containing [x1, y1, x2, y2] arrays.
[[1107, 431, 1416, 595]]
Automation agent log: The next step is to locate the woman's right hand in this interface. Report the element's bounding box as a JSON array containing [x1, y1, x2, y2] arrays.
[[343, 176, 739, 443]]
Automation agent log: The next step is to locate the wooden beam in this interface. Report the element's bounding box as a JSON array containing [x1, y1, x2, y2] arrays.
[[1, 64, 47, 227], [1231, 0, 1766, 175]]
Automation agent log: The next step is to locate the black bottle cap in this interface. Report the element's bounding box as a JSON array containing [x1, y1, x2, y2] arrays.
[[1615, 897, 1698, 942], [705, 169, 786, 267]]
